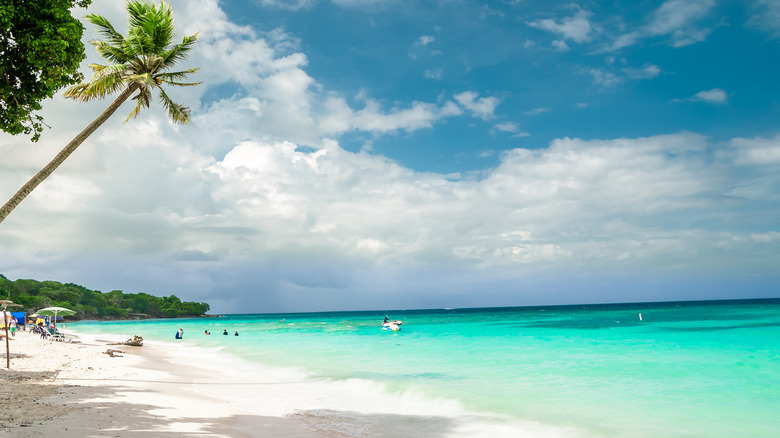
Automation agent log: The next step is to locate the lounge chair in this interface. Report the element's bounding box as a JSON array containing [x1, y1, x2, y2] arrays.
[[47, 327, 66, 342]]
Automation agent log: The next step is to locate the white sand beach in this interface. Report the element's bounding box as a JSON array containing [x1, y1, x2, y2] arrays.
[[0, 329, 326, 437]]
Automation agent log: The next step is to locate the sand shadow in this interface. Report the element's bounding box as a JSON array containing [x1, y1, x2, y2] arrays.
[[0, 381, 458, 438]]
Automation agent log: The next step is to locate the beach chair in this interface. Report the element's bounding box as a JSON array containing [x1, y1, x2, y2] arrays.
[[35, 325, 50, 339], [47, 327, 66, 342]]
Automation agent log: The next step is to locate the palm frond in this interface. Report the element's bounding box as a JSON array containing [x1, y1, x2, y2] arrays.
[[86, 14, 125, 47], [158, 87, 192, 124], [126, 1, 175, 55], [66, 1, 200, 123], [127, 26, 154, 56], [124, 86, 152, 123], [91, 63, 131, 80], [160, 33, 199, 67], [126, 1, 149, 30], [156, 68, 201, 85], [147, 55, 166, 74], [65, 64, 129, 102], [64, 72, 126, 102], [147, 3, 175, 53], [93, 40, 133, 65]]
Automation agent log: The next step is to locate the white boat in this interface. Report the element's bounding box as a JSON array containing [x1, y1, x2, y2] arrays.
[[382, 320, 402, 331]]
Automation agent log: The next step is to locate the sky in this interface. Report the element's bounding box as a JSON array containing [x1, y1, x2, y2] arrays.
[[1, 0, 779, 314]]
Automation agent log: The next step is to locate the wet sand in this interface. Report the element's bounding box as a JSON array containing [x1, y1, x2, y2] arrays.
[[0, 329, 326, 437]]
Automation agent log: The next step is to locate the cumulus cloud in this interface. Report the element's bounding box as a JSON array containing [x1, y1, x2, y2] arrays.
[[528, 8, 594, 43], [586, 68, 623, 88], [453, 92, 501, 120], [2, 119, 779, 310], [415, 35, 435, 46], [491, 122, 529, 137], [424, 69, 443, 80], [255, 0, 317, 10], [586, 63, 660, 88], [1, 0, 777, 313], [104, 0, 487, 149], [551, 40, 570, 51], [523, 108, 551, 116], [748, 0, 780, 38], [675, 88, 728, 104], [606, 0, 714, 51], [623, 64, 661, 79], [730, 133, 780, 165]]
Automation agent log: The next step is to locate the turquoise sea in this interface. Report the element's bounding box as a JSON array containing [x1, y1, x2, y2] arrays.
[[70, 299, 780, 437]]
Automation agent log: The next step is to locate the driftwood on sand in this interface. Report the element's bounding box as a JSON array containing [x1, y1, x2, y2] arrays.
[[110, 335, 143, 347]]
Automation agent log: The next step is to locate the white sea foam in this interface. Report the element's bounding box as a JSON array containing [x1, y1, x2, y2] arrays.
[[145, 337, 590, 438]]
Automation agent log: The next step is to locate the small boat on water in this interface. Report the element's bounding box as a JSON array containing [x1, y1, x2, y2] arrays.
[[382, 315, 403, 331]]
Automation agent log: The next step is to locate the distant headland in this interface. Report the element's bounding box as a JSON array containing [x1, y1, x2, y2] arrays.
[[0, 274, 210, 320]]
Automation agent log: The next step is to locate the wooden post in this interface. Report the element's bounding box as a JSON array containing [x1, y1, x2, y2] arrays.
[[2, 308, 9, 369], [0, 301, 21, 369]]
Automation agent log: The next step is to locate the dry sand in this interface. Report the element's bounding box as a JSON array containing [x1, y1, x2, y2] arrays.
[[0, 329, 326, 437]]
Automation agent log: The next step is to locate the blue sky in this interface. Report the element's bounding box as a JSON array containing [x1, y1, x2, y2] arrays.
[[0, 0, 779, 313]]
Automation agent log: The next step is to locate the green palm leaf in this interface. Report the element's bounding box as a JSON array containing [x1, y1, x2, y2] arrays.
[[158, 87, 191, 124], [65, 0, 199, 124]]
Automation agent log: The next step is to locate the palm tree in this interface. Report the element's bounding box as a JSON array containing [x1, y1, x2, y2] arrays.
[[0, 0, 199, 224]]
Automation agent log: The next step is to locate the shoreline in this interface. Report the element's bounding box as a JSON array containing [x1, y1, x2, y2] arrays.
[[0, 329, 326, 437]]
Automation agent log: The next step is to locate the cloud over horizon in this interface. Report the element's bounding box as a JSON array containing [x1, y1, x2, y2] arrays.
[[1, 0, 778, 313]]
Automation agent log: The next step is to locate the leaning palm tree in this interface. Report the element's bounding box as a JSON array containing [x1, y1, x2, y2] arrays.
[[0, 0, 199, 224]]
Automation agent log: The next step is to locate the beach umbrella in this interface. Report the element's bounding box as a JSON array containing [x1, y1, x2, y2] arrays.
[[36, 307, 76, 329]]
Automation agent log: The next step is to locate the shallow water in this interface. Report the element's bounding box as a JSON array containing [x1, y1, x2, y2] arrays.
[[72, 299, 780, 437]]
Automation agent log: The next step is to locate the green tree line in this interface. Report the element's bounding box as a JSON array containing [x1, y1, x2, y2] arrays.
[[0, 274, 209, 318]]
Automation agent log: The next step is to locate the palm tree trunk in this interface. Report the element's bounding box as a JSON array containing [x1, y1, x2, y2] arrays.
[[0, 84, 140, 224]]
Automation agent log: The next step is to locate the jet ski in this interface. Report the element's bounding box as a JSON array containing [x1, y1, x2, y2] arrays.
[[382, 320, 403, 331]]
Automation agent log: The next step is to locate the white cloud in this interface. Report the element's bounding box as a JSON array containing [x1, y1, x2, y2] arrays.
[[748, 0, 780, 38], [551, 40, 570, 51], [523, 108, 552, 116], [331, 0, 390, 6], [623, 64, 661, 79], [95, 0, 481, 148], [491, 122, 530, 137], [751, 231, 780, 243], [528, 8, 593, 43], [675, 88, 728, 104], [256, 0, 317, 10], [586, 64, 660, 88], [1, 0, 777, 313], [424, 69, 443, 79], [730, 133, 780, 165], [3, 122, 779, 311], [646, 0, 714, 36], [606, 0, 714, 51], [587, 68, 623, 88], [415, 35, 435, 46], [453, 91, 501, 120]]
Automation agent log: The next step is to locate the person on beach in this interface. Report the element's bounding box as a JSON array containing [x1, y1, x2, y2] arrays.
[[9, 318, 17, 336], [223, 329, 228, 335]]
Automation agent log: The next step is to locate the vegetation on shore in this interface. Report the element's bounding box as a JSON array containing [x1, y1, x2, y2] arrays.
[[0, 274, 210, 319]]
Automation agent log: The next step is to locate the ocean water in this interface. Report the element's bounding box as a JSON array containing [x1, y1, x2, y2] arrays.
[[70, 299, 780, 437]]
